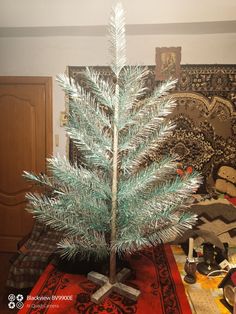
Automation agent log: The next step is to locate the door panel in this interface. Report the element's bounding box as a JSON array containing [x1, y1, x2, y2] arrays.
[[0, 77, 52, 252]]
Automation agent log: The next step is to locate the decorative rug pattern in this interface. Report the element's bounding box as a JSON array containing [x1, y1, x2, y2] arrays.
[[68, 65, 236, 194], [191, 199, 236, 245], [18, 245, 191, 314]]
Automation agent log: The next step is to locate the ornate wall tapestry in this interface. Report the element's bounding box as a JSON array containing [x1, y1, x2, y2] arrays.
[[68, 65, 236, 193]]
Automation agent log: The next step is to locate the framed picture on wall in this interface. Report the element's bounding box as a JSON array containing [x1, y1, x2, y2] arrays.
[[155, 47, 181, 81]]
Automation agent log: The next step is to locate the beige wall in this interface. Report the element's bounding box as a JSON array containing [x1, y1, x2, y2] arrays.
[[0, 0, 236, 155], [1, 33, 235, 156]]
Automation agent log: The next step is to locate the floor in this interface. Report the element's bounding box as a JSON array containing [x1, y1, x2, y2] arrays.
[[0, 252, 19, 314], [172, 245, 233, 314]]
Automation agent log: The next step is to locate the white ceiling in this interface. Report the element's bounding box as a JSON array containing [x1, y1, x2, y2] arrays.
[[0, 0, 236, 37]]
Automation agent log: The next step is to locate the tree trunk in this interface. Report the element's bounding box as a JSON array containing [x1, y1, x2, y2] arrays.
[[109, 83, 119, 284]]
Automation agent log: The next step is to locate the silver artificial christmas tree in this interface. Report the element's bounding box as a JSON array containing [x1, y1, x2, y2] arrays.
[[24, 3, 201, 304]]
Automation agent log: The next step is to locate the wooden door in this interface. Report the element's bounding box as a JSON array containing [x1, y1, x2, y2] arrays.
[[0, 77, 52, 252]]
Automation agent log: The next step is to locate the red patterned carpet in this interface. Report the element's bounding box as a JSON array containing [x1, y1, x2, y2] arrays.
[[18, 245, 191, 314]]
